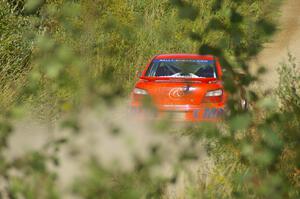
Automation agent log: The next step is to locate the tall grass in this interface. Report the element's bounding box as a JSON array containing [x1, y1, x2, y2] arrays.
[[0, 0, 281, 110]]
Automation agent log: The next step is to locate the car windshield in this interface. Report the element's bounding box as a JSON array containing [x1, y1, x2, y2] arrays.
[[145, 59, 217, 78]]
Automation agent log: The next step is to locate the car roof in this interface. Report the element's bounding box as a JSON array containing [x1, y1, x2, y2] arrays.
[[154, 54, 215, 60]]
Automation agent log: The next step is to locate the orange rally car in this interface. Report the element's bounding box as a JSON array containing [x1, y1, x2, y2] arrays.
[[131, 54, 227, 122]]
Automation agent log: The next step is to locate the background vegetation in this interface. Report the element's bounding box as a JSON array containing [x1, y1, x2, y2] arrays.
[[0, 0, 299, 198]]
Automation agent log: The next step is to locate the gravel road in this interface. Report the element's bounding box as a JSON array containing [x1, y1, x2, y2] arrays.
[[251, 0, 300, 89]]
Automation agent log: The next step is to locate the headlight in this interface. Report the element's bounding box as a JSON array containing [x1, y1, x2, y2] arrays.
[[205, 89, 223, 97], [133, 88, 148, 95]]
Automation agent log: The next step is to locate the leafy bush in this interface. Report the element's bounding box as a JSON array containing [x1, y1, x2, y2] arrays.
[[277, 54, 300, 114], [276, 54, 300, 190]]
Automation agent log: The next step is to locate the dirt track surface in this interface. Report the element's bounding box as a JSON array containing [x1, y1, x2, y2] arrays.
[[251, 0, 300, 89]]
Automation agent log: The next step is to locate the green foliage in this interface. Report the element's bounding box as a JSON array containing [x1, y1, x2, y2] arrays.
[[277, 54, 300, 114], [72, 158, 167, 199], [0, 0, 281, 110], [1, 0, 300, 199], [8, 151, 59, 199], [276, 55, 300, 191]]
